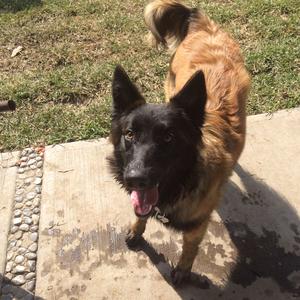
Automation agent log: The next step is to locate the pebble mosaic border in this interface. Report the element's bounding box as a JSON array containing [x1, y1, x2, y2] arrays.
[[1, 147, 44, 300]]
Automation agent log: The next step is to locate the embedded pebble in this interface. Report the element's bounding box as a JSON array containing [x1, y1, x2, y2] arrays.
[[7, 252, 14, 261], [24, 217, 33, 225], [23, 209, 32, 217], [25, 252, 37, 260], [16, 188, 25, 195], [18, 168, 25, 174], [35, 186, 42, 194], [18, 247, 27, 254], [5, 261, 13, 273], [25, 272, 35, 280], [32, 214, 39, 225], [20, 224, 30, 231], [34, 177, 42, 185], [26, 280, 36, 293], [27, 159, 36, 166], [36, 169, 43, 177], [32, 198, 40, 207], [12, 275, 26, 285], [29, 153, 36, 159], [13, 218, 22, 225], [26, 192, 36, 200], [37, 161, 43, 168], [28, 260, 36, 272], [36, 156, 42, 162], [30, 225, 38, 232], [26, 201, 33, 207], [25, 178, 32, 185], [15, 255, 25, 264], [14, 210, 22, 217], [28, 243, 38, 252], [15, 231, 23, 240], [14, 265, 26, 274], [30, 232, 38, 242], [11, 226, 19, 234], [20, 156, 28, 162], [20, 162, 27, 168], [33, 208, 40, 214], [15, 203, 23, 209], [30, 164, 37, 170], [15, 196, 23, 203]]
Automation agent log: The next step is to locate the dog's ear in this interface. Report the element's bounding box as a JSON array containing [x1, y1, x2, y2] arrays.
[[170, 70, 207, 128], [112, 65, 145, 117]]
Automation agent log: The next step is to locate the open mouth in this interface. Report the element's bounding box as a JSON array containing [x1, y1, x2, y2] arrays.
[[130, 186, 159, 217]]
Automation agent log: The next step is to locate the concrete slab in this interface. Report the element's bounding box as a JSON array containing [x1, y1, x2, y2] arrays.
[[0, 151, 19, 286], [35, 109, 300, 300]]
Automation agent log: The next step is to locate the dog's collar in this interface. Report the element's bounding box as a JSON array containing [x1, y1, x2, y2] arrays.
[[153, 206, 169, 224]]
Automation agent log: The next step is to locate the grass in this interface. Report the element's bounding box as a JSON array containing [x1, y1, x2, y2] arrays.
[[0, 0, 299, 151]]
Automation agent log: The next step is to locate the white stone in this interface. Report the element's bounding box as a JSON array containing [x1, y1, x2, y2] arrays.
[[27, 192, 36, 200], [13, 218, 22, 225], [12, 275, 25, 285], [36, 169, 43, 177], [23, 209, 32, 217], [15, 231, 23, 240], [32, 214, 39, 225], [18, 168, 25, 174], [16, 188, 25, 195], [11, 226, 19, 234], [36, 156, 42, 161], [25, 178, 32, 185], [35, 186, 42, 194], [5, 261, 13, 272], [15, 203, 23, 209], [20, 156, 28, 162], [7, 252, 14, 261], [33, 207, 40, 214], [37, 161, 43, 168], [29, 243, 38, 252], [27, 159, 36, 166], [25, 272, 36, 280], [15, 255, 25, 264], [14, 265, 26, 274], [30, 164, 37, 170], [29, 153, 36, 159], [18, 247, 27, 254], [30, 232, 38, 242], [25, 252, 37, 260], [20, 162, 27, 168], [26, 201, 33, 207], [26, 280, 36, 293], [24, 217, 33, 225], [20, 224, 29, 231], [28, 260, 36, 272], [30, 225, 38, 232], [15, 196, 23, 202], [34, 177, 42, 185], [14, 209, 22, 217]]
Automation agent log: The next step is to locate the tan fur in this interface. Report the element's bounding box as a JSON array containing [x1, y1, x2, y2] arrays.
[[129, 0, 250, 282]]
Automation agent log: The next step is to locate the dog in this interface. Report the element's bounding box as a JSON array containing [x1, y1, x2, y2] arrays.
[[108, 0, 250, 285]]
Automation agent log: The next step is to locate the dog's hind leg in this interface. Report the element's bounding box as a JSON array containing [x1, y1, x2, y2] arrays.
[[171, 218, 209, 285], [125, 217, 148, 249]]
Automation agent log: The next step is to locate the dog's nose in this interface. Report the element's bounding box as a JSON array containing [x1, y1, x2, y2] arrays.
[[125, 169, 149, 190]]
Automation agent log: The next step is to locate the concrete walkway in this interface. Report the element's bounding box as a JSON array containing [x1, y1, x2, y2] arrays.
[[1, 108, 300, 300]]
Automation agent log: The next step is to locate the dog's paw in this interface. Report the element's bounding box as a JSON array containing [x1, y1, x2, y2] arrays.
[[125, 230, 143, 250], [171, 267, 191, 286]]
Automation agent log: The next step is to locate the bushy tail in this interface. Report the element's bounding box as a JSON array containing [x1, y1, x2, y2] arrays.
[[144, 0, 198, 53]]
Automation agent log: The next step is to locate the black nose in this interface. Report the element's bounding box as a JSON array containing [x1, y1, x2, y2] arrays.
[[125, 169, 149, 190]]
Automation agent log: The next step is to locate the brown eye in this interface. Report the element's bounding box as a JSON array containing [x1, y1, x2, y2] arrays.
[[124, 130, 134, 141], [164, 132, 174, 143]]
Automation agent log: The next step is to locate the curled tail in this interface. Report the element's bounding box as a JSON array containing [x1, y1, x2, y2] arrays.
[[144, 0, 199, 53]]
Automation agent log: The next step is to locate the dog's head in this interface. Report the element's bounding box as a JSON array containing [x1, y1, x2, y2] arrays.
[[109, 65, 207, 217]]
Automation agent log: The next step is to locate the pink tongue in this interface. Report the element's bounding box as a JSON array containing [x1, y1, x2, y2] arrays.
[[130, 187, 158, 216]]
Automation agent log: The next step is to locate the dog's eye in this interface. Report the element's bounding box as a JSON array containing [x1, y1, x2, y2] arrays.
[[124, 130, 134, 141], [164, 132, 174, 143]]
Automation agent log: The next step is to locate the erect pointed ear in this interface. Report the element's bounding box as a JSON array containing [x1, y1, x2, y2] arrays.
[[170, 70, 207, 127], [112, 65, 146, 117]]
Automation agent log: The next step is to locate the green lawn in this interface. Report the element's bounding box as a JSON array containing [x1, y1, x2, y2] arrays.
[[0, 0, 299, 151]]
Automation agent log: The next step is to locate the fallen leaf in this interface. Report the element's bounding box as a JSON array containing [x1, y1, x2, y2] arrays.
[[11, 46, 23, 58]]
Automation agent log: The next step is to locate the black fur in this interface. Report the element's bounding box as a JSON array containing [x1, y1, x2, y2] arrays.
[[109, 66, 207, 230]]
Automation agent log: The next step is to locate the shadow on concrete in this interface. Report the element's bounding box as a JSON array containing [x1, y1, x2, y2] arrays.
[[139, 164, 300, 299], [0, 273, 44, 299], [0, 0, 42, 13]]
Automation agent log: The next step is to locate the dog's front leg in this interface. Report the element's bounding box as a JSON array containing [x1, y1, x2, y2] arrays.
[[171, 218, 209, 285], [125, 217, 148, 249]]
